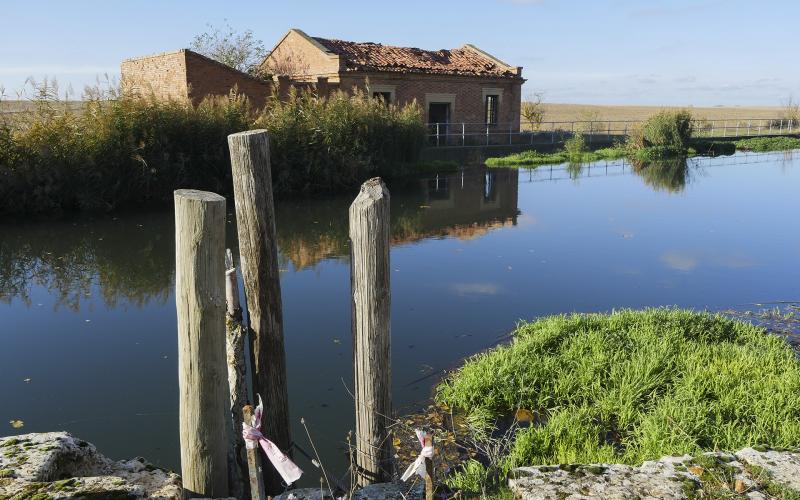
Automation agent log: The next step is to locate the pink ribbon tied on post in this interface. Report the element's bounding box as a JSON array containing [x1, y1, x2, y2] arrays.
[[242, 395, 303, 485], [401, 429, 434, 481]]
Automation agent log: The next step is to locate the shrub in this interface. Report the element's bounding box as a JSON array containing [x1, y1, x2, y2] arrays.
[[436, 309, 800, 469], [637, 109, 694, 150], [564, 133, 586, 159]]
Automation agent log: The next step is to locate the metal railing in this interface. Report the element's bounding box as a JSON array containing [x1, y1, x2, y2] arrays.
[[425, 118, 800, 148]]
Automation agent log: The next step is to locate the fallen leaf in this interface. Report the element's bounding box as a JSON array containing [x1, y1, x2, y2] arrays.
[[23, 378, 31, 383], [735, 479, 746, 493], [515, 409, 535, 423], [9, 420, 23, 429], [392, 437, 401, 447], [688, 465, 704, 476]]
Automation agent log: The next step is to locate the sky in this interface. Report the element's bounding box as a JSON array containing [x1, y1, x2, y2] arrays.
[[1, 0, 798, 106]]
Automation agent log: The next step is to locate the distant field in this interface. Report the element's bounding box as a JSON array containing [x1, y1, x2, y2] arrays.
[[539, 103, 785, 123], [0, 100, 83, 114], [1, 99, 787, 124]]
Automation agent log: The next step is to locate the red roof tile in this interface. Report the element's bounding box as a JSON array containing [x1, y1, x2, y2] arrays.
[[312, 37, 519, 78]]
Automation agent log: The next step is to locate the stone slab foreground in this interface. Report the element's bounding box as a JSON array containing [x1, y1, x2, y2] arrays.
[[0, 432, 181, 499], [510, 448, 800, 499]]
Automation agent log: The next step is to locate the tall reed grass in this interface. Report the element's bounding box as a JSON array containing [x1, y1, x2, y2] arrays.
[[0, 81, 426, 215]]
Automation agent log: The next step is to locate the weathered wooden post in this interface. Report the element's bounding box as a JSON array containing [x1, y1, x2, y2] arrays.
[[174, 189, 229, 498], [225, 248, 248, 500], [228, 130, 291, 495], [349, 177, 392, 486]]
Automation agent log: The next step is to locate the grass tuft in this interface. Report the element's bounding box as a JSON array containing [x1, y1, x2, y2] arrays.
[[436, 308, 800, 470]]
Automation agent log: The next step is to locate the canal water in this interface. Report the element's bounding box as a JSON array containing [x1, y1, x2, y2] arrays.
[[2, 151, 799, 485]]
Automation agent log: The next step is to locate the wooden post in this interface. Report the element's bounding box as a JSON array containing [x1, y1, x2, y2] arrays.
[[225, 248, 248, 500], [349, 178, 392, 486], [228, 130, 290, 495], [174, 189, 229, 498], [243, 405, 267, 500], [423, 432, 434, 500]]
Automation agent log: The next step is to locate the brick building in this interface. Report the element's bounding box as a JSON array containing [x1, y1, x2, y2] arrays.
[[120, 30, 525, 131], [263, 29, 525, 130], [121, 49, 272, 108]]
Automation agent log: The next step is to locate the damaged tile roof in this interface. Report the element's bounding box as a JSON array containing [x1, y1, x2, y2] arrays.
[[312, 37, 520, 78]]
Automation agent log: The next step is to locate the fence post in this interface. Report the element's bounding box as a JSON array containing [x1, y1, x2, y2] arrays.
[[174, 189, 230, 498], [228, 130, 291, 495], [462, 122, 465, 146], [225, 248, 248, 500], [436, 122, 440, 147], [486, 124, 490, 145], [588, 121, 593, 144], [349, 178, 392, 487], [243, 405, 267, 500]]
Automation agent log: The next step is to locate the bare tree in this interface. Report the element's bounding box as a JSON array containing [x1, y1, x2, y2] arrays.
[[263, 47, 310, 77], [191, 21, 267, 75], [521, 92, 546, 131], [781, 95, 800, 123]]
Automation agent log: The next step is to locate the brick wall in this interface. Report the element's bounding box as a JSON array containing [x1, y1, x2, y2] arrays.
[[121, 51, 188, 101], [340, 73, 523, 130], [260, 30, 340, 79], [121, 49, 273, 108], [184, 51, 272, 108]]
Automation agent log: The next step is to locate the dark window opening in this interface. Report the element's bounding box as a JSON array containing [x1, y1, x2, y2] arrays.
[[485, 95, 499, 125], [373, 91, 392, 104]]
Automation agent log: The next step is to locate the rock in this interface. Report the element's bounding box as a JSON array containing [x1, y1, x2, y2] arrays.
[[736, 447, 800, 491], [509, 448, 800, 499], [0, 432, 181, 499], [509, 461, 695, 499]]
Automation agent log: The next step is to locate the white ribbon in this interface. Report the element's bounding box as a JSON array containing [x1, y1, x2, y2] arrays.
[[401, 429, 434, 481], [242, 395, 303, 485]]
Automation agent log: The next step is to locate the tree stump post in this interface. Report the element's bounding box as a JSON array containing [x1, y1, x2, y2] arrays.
[[349, 177, 392, 486], [228, 130, 291, 495], [225, 248, 248, 500], [174, 189, 229, 498]]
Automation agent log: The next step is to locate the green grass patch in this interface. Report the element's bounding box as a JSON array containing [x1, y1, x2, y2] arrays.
[[734, 136, 800, 152], [485, 145, 627, 167], [436, 308, 800, 470]]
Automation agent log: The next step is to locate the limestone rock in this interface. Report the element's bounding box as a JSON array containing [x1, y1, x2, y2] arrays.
[[509, 448, 800, 499], [736, 447, 800, 491], [0, 432, 181, 499]]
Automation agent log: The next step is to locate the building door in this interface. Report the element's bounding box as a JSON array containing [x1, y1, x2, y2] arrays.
[[428, 102, 451, 143]]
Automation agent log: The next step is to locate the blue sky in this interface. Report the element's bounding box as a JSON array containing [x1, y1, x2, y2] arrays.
[[1, 0, 797, 106]]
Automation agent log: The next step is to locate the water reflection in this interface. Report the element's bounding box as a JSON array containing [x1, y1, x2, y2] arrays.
[[0, 169, 520, 303], [0, 213, 173, 309], [632, 158, 690, 193], [274, 168, 520, 270]]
